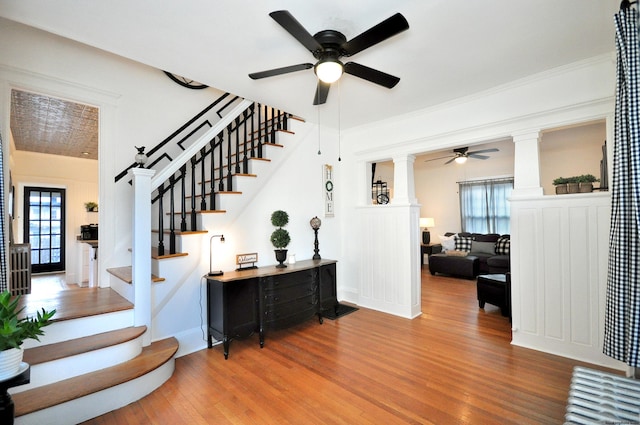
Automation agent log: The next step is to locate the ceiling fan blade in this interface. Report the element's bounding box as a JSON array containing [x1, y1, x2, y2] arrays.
[[249, 63, 313, 79], [467, 148, 499, 155], [344, 62, 400, 88], [341, 13, 409, 57], [468, 154, 490, 160], [444, 157, 457, 165], [313, 81, 331, 105], [424, 155, 454, 162], [269, 10, 323, 53]]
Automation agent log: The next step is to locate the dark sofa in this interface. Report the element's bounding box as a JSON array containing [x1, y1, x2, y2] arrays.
[[428, 232, 510, 279]]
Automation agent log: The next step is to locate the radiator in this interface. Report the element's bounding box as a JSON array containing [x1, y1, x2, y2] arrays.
[[9, 243, 31, 295], [565, 366, 640, 424]]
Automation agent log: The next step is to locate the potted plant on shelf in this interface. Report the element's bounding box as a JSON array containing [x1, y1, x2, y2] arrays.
[[566, 176, 580, 194], [0, 291, 56, 380], [577, 174, 599, 193], [553, 177, 569, 194], [270, 210, 291, 268], [84, 201, 98, 212]]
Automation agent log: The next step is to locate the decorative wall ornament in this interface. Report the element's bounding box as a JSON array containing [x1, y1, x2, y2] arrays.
[[323, 164, 334, 217]]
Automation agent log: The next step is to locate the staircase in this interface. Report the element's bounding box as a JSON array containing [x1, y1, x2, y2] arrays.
[[7, 94, 307, 423], [8, 289, 177, 425]]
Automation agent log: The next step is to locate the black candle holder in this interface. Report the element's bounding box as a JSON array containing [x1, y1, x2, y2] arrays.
[[310, 216, 322, 260]]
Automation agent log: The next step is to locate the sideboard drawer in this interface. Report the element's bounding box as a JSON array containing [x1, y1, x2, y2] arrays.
[[264, 297, 318, 329], [263, 281, 315, 306]]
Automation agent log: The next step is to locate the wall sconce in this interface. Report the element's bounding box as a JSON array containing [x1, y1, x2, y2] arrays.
[[419, 217, 435, 244], [135, 146, 147, 168], [208, 234, 225, 276]]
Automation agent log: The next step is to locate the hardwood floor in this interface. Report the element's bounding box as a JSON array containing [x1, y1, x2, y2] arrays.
[[80, 268, 619, 424], [19, 273, 133, 321]]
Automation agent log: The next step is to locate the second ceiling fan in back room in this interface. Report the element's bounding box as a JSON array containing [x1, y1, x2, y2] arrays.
[[248, 10, 409, 105], [425, 147, 500, 165]]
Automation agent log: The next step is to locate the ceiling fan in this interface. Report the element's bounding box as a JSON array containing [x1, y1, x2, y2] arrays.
[[425, 147, 500, 165], [248, 10, 409, 105]]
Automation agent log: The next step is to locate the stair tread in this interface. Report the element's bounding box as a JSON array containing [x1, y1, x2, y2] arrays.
[[151, 247, 188, 260], [107, 266, 165, 283], [23, 326, 147, 366], [14, 337, 179, 417]]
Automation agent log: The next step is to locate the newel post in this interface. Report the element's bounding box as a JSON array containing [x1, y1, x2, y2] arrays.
[[129, 168, 155, 346]]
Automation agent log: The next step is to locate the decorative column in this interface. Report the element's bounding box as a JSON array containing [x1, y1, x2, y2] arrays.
[[512, 130, 544, 197], [392, 154, 418, 205], [129, 167, 155, 346]]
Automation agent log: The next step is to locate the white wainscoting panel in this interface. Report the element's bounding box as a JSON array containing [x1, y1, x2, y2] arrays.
[[511, 192, 623, 369], [356, 204, 421, 319]]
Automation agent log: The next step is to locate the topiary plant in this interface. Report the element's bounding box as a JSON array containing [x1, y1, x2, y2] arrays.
[[270, 210, 290, 249]]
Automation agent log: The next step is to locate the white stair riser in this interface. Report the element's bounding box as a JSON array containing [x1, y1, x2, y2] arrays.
[[15, 359, 175, 425], [21, 310, 134, 348], [11, 335, 144, 393]]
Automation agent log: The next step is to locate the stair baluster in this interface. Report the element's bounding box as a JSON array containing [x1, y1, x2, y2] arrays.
[[209, 136, 217, 210], [200, 147, 207, 211], [190, 157, 197, 231], [257, 104, 263, 158], [242, 110, 249, 174], [219, 129, 227, 192], [168, 175, 176, 254], [270, 107, 276, 143], [157, 183, 165, 256], [180, 165, 187, 231], [226, 124, 234, 190]]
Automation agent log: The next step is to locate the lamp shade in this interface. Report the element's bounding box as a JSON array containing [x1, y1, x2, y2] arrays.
[[419, 217, 435, 228]]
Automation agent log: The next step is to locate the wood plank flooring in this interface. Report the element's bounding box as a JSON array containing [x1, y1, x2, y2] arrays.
[[81, 268, 620, 424]]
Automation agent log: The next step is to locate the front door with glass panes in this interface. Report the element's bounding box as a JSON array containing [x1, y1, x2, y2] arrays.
[[23, 187, 65, 273]]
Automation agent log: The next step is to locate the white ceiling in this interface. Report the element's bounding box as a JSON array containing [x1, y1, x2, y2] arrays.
[[0, 0, 619, 131]]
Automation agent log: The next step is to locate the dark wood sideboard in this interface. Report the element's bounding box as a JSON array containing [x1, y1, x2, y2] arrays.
[[206, 259, 338, 359]]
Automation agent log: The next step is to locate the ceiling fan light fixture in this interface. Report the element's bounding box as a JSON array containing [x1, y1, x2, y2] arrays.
[[314, 59, 343, 83], [454, 156, 467, 164]]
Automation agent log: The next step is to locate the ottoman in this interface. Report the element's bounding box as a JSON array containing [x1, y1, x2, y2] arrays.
[[429, 254, 479, 279], [476, 273, 511, 319]]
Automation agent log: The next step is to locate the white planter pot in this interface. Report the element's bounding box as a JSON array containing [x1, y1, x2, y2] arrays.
[[0, 347, 24, 380]]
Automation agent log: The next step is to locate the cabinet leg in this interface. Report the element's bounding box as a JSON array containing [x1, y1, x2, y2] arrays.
[[207, 334, 213, 349], [317, 313, 323, 324], [223, 336, 229, 360], [479, 300, 485, 308], [259, 329, 264, 348]]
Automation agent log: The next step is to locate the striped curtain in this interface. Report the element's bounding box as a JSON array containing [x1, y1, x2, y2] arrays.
[[604, 5, 640, 367], [0, 130, 7, 292]]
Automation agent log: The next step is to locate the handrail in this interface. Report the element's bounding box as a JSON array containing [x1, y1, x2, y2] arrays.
[[151, 99, 254, 191], [115, 92, 233, 183]]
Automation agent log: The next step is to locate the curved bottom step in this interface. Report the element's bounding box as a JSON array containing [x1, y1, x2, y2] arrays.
[[14, 337, 178, 425]]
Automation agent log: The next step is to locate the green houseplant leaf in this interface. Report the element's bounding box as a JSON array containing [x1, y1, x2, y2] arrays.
[[0, 290, 56, 351]]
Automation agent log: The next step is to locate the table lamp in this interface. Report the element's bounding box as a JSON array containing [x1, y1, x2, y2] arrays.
[[419, 217, 435, 244], [208, 234, 225, 276]]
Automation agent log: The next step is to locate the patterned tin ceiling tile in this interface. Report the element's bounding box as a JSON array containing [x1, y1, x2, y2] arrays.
[[10, 89, 98, 160]]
